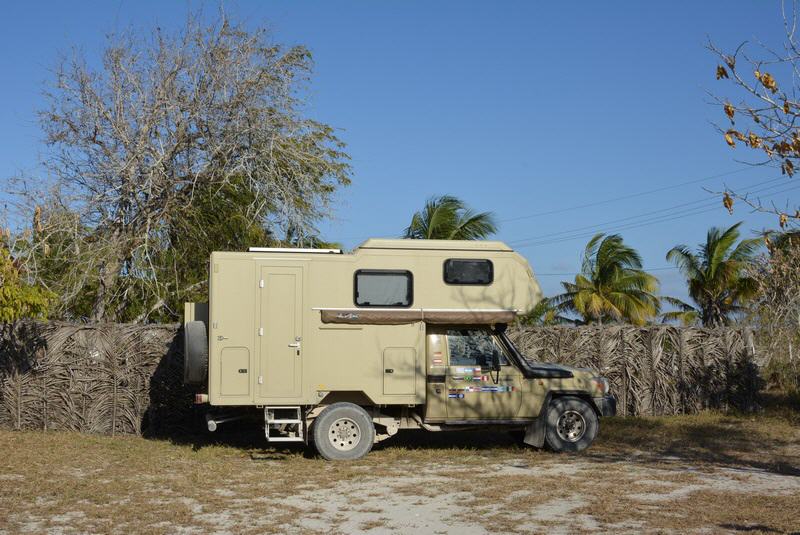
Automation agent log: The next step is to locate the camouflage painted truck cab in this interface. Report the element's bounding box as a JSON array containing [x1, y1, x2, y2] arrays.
[[184, 239, 615, 460]]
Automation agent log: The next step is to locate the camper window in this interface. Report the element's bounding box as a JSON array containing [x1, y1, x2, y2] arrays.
[[443, 259, 493, 285], [354, 270, 413, 307]]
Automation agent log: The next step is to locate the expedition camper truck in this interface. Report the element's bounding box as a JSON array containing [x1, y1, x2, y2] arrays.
[[184, 239, 615, 460]]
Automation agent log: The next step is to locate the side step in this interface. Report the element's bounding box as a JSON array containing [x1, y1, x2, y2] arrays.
[[264, 406, 304, 443]]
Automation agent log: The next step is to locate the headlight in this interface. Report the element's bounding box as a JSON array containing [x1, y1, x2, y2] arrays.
[[591, 377, 610, 395]]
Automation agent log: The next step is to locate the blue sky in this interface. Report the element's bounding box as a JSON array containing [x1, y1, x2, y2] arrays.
[[0, 1, 795, 300]]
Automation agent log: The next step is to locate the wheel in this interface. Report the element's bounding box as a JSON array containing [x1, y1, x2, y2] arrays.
[[312, 403, 375, 461], [183, 321, 208, 385], [544, 396, 599, 453]]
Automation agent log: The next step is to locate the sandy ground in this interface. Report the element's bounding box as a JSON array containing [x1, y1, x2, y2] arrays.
[[242, 454, 800, 534]]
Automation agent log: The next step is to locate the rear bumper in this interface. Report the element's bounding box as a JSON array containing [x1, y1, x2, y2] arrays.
[[594, 395, 617, 417]]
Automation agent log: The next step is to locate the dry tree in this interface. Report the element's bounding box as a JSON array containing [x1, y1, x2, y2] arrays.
[[708, 1, 800, 229], [5, 11, 350, 322]]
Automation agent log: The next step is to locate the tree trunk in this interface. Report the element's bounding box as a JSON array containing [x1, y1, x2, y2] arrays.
[[91, 257, 121, 322], [90, 227, 125, 322]]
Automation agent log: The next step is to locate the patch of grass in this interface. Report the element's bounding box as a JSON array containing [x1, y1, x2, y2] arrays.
[[593, 410, 800, 475], [358, 518, 388, 531], [579, 491, 800, 533]]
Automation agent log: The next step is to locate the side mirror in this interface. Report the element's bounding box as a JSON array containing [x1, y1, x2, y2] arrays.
[[491, 350, 501, 371]]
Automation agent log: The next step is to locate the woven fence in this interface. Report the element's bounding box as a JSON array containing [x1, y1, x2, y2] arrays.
[[508, 325, 761, 416], [0, 321, 761, 436], [0, 321, 192, 436]]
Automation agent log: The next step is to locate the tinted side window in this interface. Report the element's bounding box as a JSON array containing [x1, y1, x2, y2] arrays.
[[354, 270, 413, 307], [444, 259, 493, 285], [447, 329, 508, 367]]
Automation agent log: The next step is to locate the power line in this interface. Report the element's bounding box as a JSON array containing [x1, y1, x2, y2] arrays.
[[507, 176, 790, 246], [513, 184, 800, 249], [333, 166, 780, 243], [498, 167, 761, 223], [516, 185, 800, 249], [536, 266, 679, 277]]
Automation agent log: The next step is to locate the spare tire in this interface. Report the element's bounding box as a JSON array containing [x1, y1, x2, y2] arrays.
[[184, 321, 209, 385]]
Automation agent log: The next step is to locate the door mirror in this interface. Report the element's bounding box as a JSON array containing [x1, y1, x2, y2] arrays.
[[491, 350, 501, 371]]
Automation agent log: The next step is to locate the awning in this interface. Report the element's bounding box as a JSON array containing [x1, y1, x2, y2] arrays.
[[317, 308, 517, 325]]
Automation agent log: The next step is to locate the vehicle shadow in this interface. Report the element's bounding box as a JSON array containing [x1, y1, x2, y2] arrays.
[[162, 421, 313, 459], [373, 416, 800, 477], [718, 524, 785, 534], [151, 392, 800, 477], [583, 414, 800, 477]]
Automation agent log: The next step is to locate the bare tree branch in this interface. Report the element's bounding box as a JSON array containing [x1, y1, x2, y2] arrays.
[[5, 11, 350, 322]]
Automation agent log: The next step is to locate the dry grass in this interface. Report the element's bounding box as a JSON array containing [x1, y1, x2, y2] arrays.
[[1, 403, 799, 534]]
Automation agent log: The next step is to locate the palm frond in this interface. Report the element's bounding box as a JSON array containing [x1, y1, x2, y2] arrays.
[[452, 208, 497, 240], [581, 233, 605, 276], [661, 296, 698, 312], [403, 195, 495, 240], [666, 245, 703, 280], [708, 222, 742, 277], [728, 236, 763, 263]]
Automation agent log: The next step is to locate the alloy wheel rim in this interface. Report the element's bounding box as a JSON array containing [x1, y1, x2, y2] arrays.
[[556, 410, 586, 442]]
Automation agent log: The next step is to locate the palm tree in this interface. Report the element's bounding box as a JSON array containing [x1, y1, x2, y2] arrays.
[[550, 233, 660, 325], [403, 195, 497, 240], [518, 297, 576, 326], [664, 222, 760, 327]]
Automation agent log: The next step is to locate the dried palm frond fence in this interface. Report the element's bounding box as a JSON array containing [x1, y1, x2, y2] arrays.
[[0, 321, 192, 436], [0, 321, 761, 436], [508, 325, 761, 416]]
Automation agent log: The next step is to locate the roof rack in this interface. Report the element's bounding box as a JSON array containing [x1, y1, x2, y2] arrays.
[[248, 247, 342, 254]]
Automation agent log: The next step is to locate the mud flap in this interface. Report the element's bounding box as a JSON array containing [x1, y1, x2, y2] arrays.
[[523, 417, 545, 448]]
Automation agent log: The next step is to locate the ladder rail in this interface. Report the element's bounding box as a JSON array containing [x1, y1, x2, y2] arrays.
[[264, 406, 305, 443]]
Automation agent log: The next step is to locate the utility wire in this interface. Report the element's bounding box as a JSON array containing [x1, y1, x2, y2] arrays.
[[513, 184, 800, 249], [507, 176, 790, 246], [498, 167, 761, 223], [536, 266, 679, 277], [334, 166, 778, 243]]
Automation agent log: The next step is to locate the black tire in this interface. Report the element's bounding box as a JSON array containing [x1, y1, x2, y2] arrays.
[[312, 403, 375, 461], [183, 321, 209, 385], [544, 396, 599, 453]]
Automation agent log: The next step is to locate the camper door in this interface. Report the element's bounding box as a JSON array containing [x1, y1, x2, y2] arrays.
[[256, 265, 304, 400]]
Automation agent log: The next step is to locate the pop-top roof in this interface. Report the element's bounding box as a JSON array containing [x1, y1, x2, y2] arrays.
[[355, 239, 512, 252]]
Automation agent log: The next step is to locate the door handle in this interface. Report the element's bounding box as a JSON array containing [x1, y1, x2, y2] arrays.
[[288, 342, 300, 348], [385, 368, 394, 374]]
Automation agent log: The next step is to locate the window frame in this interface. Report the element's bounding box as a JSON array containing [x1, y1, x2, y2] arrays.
[[443, 258, 494, 285], [353, 269, 414, 308]]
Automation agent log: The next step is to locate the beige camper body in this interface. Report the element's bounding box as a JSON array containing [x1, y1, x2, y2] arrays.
[[185, 239, 615, 459], [204, 239, 540, 407]]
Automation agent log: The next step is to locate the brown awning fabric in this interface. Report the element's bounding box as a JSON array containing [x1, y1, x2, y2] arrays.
[[319, 309, 517, 325]]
